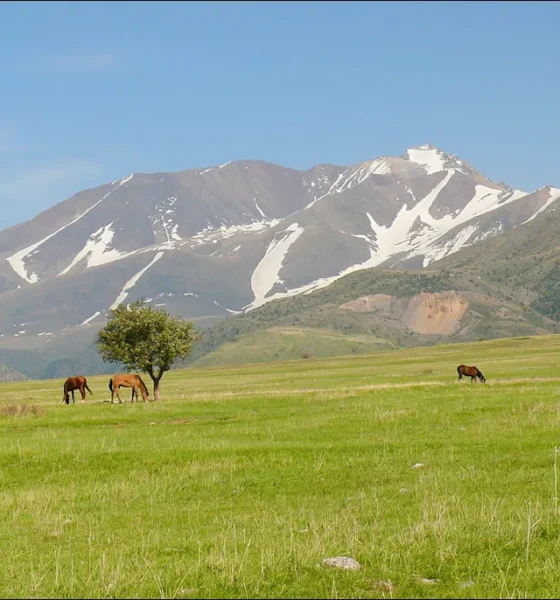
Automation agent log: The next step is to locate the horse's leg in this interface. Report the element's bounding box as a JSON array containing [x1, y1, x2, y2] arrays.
[[80, 384, 86, 402], [72, 389, 75, 403], [116, 387, 122, 404]]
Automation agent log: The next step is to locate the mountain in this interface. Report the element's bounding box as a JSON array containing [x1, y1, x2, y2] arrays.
[[0, 363, 28, 382], [0, 143, 558, 377], [184, 265, 558, 368]]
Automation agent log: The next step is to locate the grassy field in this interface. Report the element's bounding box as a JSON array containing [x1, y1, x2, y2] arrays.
[[1, 334, 560, 598], [192, 326, 396, 367]]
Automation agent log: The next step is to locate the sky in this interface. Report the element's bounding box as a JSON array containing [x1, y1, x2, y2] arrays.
[[1, 0, 559, 230]]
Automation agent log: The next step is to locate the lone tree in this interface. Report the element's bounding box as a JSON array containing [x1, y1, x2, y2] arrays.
[[95, 300, 197, 401]]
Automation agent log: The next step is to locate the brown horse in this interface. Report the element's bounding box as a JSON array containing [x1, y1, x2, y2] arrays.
[[108, 373, 149, 403], [457, 364, 486, 383], [63, 375, 93, 404]]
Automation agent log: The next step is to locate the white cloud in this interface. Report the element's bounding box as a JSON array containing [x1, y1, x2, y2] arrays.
[[52, 53, 116, 73]]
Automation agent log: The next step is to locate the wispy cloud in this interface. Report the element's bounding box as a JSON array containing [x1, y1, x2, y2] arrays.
[[51, 53, 116, 73]]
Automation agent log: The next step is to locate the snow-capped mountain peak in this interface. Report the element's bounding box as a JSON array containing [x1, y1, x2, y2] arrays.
[[0, 144, 557, 343], [403, 144, 477, 176]]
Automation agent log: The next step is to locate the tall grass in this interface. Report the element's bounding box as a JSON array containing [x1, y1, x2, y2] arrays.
[[0, 334, 559, 597]]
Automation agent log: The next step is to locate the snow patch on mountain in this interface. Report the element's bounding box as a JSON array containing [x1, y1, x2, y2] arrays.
[[254, 197, 267, 219], [188, 219, 282, 248], [523, 187, 560, 224], [405, 145, 448, 174], [120, 173, 134, 185], [152, 195, 182, 243], [337, 158, 392, 192], [81, 311, 101, 326], [304, 158, 395, 212], [109, 251, 165, 310], [367, 170, 457, 263], [242, 166, 532, 312], [397, 181, 528, 266], [421, 224, 479, 266], [246, 223, 305, 310], [302, 170, 334, 194], [59, 223, 135, 276], [6, 177, 132, 284], [243, 171, 460, 312]]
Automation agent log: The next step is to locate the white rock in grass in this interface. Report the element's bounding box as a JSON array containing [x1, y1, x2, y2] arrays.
[[415, 575, 439, 584], [411, 462, 425, 469], [322, 556, 361, 571]]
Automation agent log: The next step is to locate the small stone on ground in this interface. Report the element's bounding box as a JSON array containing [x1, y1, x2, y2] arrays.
[[322, 556, 361, 571]]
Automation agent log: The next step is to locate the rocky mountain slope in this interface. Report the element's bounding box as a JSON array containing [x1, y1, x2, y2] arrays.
[[0, 143, 558, 377], [0, 363, 28, 382]]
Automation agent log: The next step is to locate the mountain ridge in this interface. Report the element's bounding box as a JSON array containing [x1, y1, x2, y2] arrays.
[[0, 143, 558, 378]]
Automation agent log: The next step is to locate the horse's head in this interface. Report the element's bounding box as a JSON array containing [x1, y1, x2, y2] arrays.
[[478, 372, 486, 383]]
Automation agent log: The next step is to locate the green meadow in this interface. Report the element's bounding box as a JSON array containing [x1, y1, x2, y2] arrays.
[[1, 334, 560, 598]]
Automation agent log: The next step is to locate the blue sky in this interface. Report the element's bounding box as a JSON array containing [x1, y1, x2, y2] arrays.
[[1, 0, 559, 230]]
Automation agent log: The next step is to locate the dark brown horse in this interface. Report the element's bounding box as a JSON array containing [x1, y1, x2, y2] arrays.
[[457, 364, 486, 383], [108, 373, 149, 403], [63, 375, 93, 404]]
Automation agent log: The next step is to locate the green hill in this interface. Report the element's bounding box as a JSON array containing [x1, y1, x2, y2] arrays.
[[187, 261, 557, 367]]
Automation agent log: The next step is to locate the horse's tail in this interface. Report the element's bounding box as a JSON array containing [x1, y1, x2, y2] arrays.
[[85, 379, 93, 395], [108, 378, 113, 392], [63, 380, 69, 404], [138, 376, 149, 397]]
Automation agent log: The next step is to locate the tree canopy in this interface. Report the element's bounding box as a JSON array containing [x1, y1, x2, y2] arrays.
[[95, 300, 197, 400]]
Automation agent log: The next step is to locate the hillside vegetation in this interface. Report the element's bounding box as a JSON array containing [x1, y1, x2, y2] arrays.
[[1, 334, 560, 597], [435, 207, 560, 321], [186, 262, 556, 368]]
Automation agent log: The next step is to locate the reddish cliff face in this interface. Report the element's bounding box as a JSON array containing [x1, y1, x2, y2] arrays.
[[340, 291, 469, 335], [402, 291, 469, 335]]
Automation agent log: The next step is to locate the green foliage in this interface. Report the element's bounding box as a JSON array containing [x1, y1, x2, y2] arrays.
[[95, 300, 197, 384], [187, 269, 451, 363], [530, 262, 560, 321]]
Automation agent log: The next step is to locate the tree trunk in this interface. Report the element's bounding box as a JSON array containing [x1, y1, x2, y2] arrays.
[[147, 367, 165, 401], [153, 377, 162, 401]]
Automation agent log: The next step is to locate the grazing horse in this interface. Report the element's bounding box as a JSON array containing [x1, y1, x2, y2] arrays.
[[63, 375, 93, 404], [108, 373, 149, 403], [457, 364, 486, 383]]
